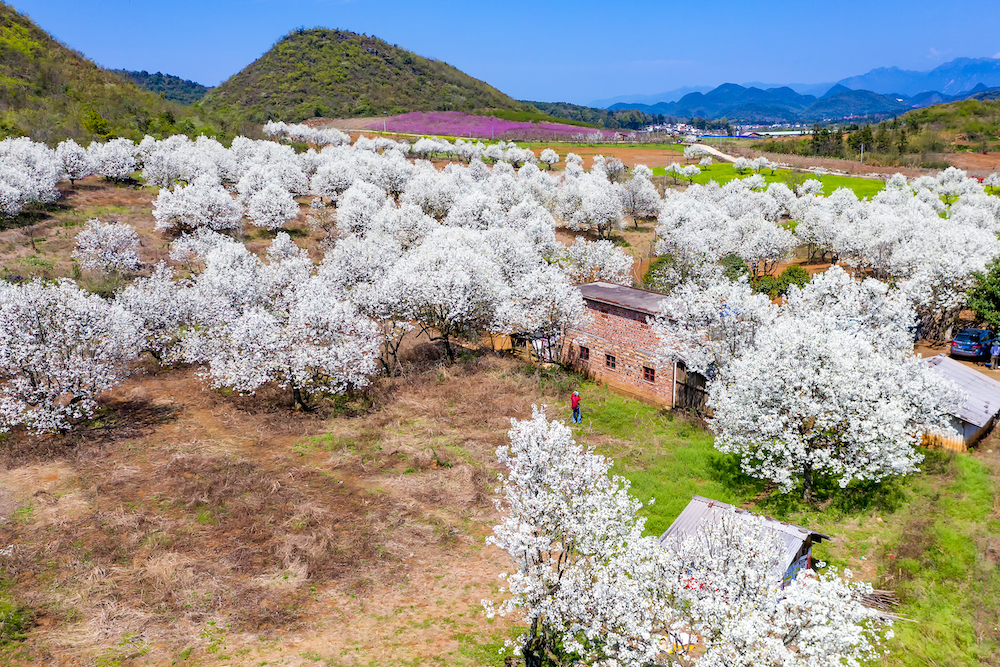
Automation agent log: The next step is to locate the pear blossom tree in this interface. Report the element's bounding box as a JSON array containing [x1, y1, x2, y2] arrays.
[[684, 144, 709, 162], [246, 182, 300, 230], [55, 139, 92, 185], [383, 227, 506, 361], [153, 174, 244, 234], [618, 165, 662, 228], [492, 265, 586, 363], [0, 279, 141, 432], [680, 164, 701, 183], [662, 506, 889, 666], [735, 212, 796, 278], [72, 219, 141, 275], [709, 314, 961, 500], [88, 138, 137, 182], [117, 263, 190, 363], [484, 408, 670, 667], [654, 270, 776, 378], [181, 234, 379, 409], [539, 148, 559, 170], [560, 237, 633, 285]]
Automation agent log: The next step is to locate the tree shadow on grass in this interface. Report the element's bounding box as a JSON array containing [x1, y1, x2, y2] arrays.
[[707, 452, 909, 519], [0, 396, 180, 468]]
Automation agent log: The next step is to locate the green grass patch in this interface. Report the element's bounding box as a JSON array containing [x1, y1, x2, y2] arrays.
[[456, 626, 523, 666], [0, 580, 33, 645], [572, 382, 757, 536], [651, 163, 885, 199]]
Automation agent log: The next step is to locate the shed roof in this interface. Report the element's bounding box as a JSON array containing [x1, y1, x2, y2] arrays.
[[576, 282, 666, 317], [658, 496, 830, 569], [926, 354, 1000, 428]]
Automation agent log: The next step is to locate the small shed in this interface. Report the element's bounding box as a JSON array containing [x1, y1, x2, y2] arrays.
[[659, 495, 831, 586], [925, 354, 1000, 449]]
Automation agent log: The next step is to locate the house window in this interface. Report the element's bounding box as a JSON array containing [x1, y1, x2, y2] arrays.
[[579, 345, 590, 361], [605, 354, 616, 369], [643, 366, 656, 383]]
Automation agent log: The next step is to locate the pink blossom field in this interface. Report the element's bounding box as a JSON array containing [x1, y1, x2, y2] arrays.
[[366, 111, 613, 141]]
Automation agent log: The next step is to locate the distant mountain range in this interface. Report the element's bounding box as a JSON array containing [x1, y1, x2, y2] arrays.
[[838, 57, 1000, 96], [602, 56, 1000, 123]]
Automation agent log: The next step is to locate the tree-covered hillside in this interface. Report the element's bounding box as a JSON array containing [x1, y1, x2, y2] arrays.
[[200, 28, 530, 124], [113, 70, 211, 105], [524, 100, 660, 130], [0, 2, 221, 143]]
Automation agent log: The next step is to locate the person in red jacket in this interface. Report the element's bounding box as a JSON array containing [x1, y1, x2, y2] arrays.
[[571, 391, 581, 424]]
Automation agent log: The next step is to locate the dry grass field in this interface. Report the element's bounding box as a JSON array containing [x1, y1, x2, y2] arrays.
[[0, 342, 584, 665]]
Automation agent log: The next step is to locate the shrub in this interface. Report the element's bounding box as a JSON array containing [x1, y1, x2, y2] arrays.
[[720, 253, 749, 281]]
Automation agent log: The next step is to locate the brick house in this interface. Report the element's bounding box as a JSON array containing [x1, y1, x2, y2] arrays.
[[563, 282, 676, 406]]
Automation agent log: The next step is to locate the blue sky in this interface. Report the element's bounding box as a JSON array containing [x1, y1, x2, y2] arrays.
[[9, 0, 1000, 105]]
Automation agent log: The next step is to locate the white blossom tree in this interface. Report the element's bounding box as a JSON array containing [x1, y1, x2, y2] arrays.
[[484, 407, 670, 667], [560, 237, 633, 285], [661, 507, 889, 666], [55, 139, 92, 185], [153, 174, 244, 234], [382, 227, 506, 361], [486, 409, 892, 667], [618, 166, 662, 228], [116, 263, 191, 363], [88, 138, 137, 182], [72, 219, 141, 275], [709, 315, 962, 500], [654, 270, 776, 378], [181, 234, 379, 408], [246, 182, 301, 230], [539, 148, 559, 170], [0, 279, 141, 432]]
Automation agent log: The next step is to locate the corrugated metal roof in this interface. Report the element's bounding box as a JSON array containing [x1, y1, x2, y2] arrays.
[[577, 282, 667, 317], [926, 354, 1000, 428], [658, 496, 830, 570]]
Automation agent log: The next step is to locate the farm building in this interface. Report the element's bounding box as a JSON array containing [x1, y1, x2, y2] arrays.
[[563, 282, 678, 407], [925, 354, 1000, 450], [659, 495, 831, 586]]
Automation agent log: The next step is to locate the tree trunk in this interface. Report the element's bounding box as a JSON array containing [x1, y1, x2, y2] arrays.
[[802, 462, 814, 503], [292, 385, 305, 412]]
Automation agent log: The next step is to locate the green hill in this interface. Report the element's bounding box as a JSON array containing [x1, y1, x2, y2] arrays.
[[200, 28, 530, 124], [113, 70, 211, 105], [902, 97, 1000, 146], [0, 2, 221, 143]]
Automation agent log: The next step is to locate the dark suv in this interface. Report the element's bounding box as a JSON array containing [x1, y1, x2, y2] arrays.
[[950, 328, 999, 360]]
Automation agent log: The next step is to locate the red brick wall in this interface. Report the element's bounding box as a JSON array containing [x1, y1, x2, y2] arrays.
[[564, 300, 675, 407]]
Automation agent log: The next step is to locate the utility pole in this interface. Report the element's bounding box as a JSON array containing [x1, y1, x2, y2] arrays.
[[860, 143, 864, 165]]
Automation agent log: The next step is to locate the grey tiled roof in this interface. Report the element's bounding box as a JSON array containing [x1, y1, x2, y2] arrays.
[[577, 282, 667, 316]]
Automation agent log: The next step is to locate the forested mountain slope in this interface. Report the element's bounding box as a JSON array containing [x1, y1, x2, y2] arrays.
[[0, 2, 219, 142], [201, 28, 530, 124]]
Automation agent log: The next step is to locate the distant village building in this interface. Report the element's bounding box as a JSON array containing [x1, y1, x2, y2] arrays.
[[564, 282, 677, 407], [659, 495, 831, 586], [925, 354, 1000, 450]]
